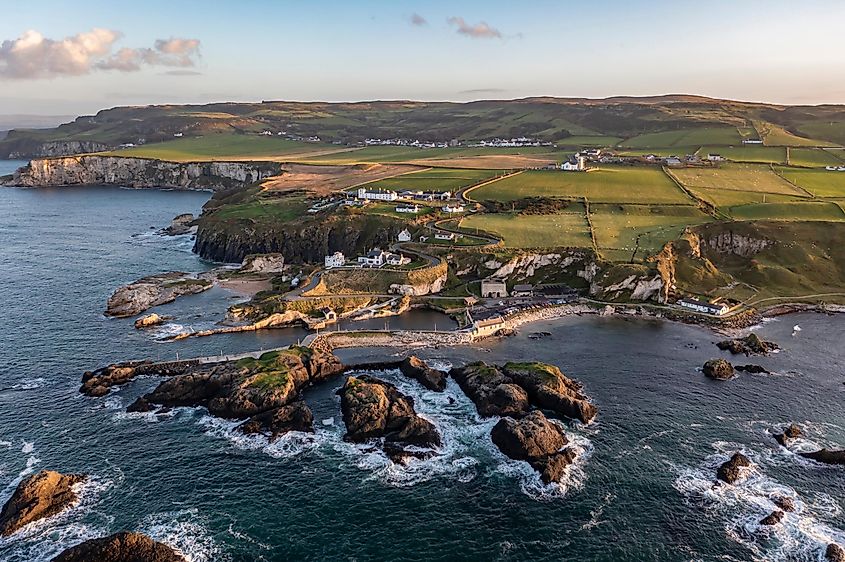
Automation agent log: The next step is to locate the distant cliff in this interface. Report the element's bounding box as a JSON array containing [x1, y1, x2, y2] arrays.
[[4, 156, 282, 190], [2, 140, 112, 159]]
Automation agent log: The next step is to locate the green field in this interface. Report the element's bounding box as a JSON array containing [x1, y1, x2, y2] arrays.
[[589, 204, 712, 257], [728, 201, 845, 221], [358, 168, 502, 193], [775, 167, 845, 198], [106, 134, 340, 161], [472, 167, 691, 204], [214, 195, 310, 222], [360, 201, 436, 219], [698, 145, 787, 164], [460, 210, 592, 248], [786, 147, 843, 167], [298, 145, 562, 165], [755, 121, 837, 147], [688, 187, 802, 207], [556, 135, 623, 147], [670, 164, 807, 197], [621, 127, 742, 148]]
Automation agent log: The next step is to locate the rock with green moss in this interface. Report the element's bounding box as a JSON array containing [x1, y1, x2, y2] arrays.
[[503, 362, 597, 424], [399, 356, 447, 392], [704, 358, 735, 381], [717, 333, 779, 355], [449, 362, 530, 418]]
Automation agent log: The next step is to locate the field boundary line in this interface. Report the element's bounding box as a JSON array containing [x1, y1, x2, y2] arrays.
[[583, 196, 599, 256], [769, 164, 815, 198], [462, 169, 523, 203], [662, 166, 728, 220]]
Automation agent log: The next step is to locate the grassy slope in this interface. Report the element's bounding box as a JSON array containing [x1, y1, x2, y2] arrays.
[[102, 134, 345, 161]]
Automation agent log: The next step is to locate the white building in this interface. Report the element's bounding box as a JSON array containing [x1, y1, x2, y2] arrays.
[[434, 232, 456, 241], [561, 156, 586, 171], [397, 229, 412, 242], [742, 139, 763, 144], [385, 252, 411, 266], [825, 166, 845, 172], [677, 298, 729, 316], [357, 187, 398, 201], [357, 249, 386, 267], [707, 153, 724, 162], [480, 278, 507, 298], [395, 204, 420, 213], [442, 204, 465, 213], [324, 252, 346, 269], [472, 316, 507, 338]]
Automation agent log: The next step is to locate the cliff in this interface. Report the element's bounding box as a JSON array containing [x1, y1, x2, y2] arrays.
[[4, 155, 282, 190], [1, 138, 111, 159]]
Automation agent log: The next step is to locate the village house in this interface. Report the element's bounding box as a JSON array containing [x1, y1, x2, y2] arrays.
[[384, 252, 411, 266], [665, 157, 682, 167], [434, 232, 456, 241], [480, 278, 508, 298], [561, 155, 586, 171], [395, 204, 420, 213], [357, 249, 386, 267], [511, 284, 534, 298], [471, 316, 507, 338], [357, 187, 398, 201], [319, 307, 337, 322], [676, 298, 729, 316], [742, 139, 763, 144], [397, 228, 412, 242], [324, 251, 346, 269], [414, 191, 451, 202], [442, 203, 465, 213], [707, 153, 724, 162], [825, 166, 845, 172]]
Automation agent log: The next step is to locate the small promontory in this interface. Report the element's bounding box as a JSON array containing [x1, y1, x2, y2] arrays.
[[51, 531, 185, 562], [0, 470, 85, 536]]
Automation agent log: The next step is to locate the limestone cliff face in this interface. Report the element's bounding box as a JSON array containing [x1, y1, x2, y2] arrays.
[[7, 140, 111, 159], [5, 156, 282, 190]]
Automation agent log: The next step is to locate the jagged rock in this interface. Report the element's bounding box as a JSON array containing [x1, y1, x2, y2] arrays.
[[827, 543, 845, 562], [490, 411, 576, 484], [106, 272, 212, 318], [51, 531, 184, 562], [798, 448, 845, 465], [239, 253, 285, 273], [773, 423, 802, 447], [503, 362, 597, 424], [161, 213, 195, 235], [717, 333, 779, 355], [704, 359, 735, 381], [134, 313, 170, 329], [772, 496, 795, 512], [735, 364, 770, 374], [449, 362, 529, 417], [760, 510, 784, 526], [80, 360, 195, 397], [717, 452, 751, 484], [338, 375, 440, 457], [126, 397, 154, 413], [0, 470, 85, 536], [237, 401, 314, 441], [399, 356, 447, 392]]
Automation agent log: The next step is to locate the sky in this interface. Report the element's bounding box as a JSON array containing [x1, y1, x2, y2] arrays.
[[2, 0, 845, 116]]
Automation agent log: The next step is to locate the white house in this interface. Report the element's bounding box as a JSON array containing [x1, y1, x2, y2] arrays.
[[357, 187, 398, 201], [676, 298, 729, 316], [173, 132, 183, 138], [434, 232, 456, 241], [357, 249, 386, 267], [384, 252, 411, 266], [742, 139, 763, 144], [397, 229, 412, 242], [472, 316, 506, 338], [324, 252, 346, 269], [825, 166, 845, 172], [395, 204, 420, 213], [561, 156, 586, 171], [442, 204, 465, 213], [707, 153, 724, 162]]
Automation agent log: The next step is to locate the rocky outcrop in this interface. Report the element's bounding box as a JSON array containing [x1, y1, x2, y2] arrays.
[[161, 213, 195, 235], [717, 333, 779, 355], [51, 531, 184, 562], [735, 364, 770, 374], [239, 253, 285, 273], [704, 359, 734, 380], [134, 313, 170, 329], [772, 496, 795, 512], [338, 375, 440, 462], [237, 400, 314, 441], [399, 356, 447, 392], [760, 510, 784, 526], [5, 156, 281, 190], [0, 470, 85, 536], [490, 411, 576, 484], [81, 360, 198, 397], [450, 361, 597, 424], [827, 543, 845, 562], [5, 140, 110, 159], [717, 452, 751, 484], [798, 449, 845, 465], [106, 272, 212, 318], [773, 423, 802, 447]]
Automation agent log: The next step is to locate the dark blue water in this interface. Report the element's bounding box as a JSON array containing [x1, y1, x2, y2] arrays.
[[0, 177, 843, 561]]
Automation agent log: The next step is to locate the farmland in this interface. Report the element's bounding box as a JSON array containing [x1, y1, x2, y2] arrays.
[[471, 167, 691, 204], [697, 145, 786, 164], [621, 126, 743, 148], [358, 168, 503, 193], [774, 167, 845, 198], [786, 147, 843, 168], [728, 201, 845, 221], [460, 209, 592, 249], [669, 164, 808, 197]]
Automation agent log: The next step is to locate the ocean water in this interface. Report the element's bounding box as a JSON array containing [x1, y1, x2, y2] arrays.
[[0, 178, 844, 561]]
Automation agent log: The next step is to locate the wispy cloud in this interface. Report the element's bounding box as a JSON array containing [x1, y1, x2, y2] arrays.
[[0, 29, 201, 79], [447, 17, 502, 39], [409, 13, 427, 26], [459, 88, 507, 94], [160, 69, 203, 76]]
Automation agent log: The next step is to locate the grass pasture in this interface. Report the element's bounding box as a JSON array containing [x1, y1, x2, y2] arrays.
[[670, 164, 808, 197], [621, 127, 742, 148], [786, 148, 843, 168], [687, 187, 802, 208], [755, 121, 836, 147], [107, 134, 342, 161], [214, 195, 310, 222], [775, 167, 845, 198], [698, 145, 786, 164], [472, 167, 691, 204], [358, 168, 502, 193], [728, 201, 845, 221], [298, 146, 562, 166], [556, 135, 623, 147], [460, 210, 592, 249]]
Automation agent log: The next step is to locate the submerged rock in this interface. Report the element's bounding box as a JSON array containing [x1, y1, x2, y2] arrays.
[[772, 495, 795, 512], [339, 375, 440, 461], [450, 362, 530, 418], [760, 510, 784, 526], [399, 356, 447, 392], [716, 333, 779, 355], [827, 543, 845, 562], [0, 470, 85, 536], [133, 313, 170, 329], [161, 213, 195, 236], [106, 271, 212, 318], [703, 359, 735, 381], [798, 448, 845, 465], [717, 452, 751, 484], [490, 411, 576, 484], [51, 531, 184, 562], [735, 364, 770, 375], [773, 423, 802, 447]]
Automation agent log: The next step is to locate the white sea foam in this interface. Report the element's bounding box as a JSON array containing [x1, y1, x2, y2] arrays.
[[6, 378, 47, 391], [197, 415, 325, 459], [141, 508, 222, 562]]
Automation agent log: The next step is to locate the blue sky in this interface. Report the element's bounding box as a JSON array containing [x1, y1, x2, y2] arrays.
[[2, 0, 845, 115]]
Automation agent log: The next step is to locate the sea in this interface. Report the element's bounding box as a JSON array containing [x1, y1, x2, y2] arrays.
[[0, 159, 843, 561]]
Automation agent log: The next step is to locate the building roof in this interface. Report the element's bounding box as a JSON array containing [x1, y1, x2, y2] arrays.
[[678, 297, 725, 309], [474, 316, 505, 328], [512, 284, 534, 292]]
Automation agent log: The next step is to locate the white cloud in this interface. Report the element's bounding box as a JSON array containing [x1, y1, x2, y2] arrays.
[[447, 17, 503, 39], [0, 29, 201, 79]]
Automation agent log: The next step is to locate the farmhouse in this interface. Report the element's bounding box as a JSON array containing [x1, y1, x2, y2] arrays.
[[324, 251, 346, 269], [397, 228, 412, 242], [442, 204, 465, 213], [480, 278, 508, 298], [511, 284, 534, 298], [676, 298, 729, 316], [384, 252, 411, 266], [561, 156, 586, 171], [414, 191, 451, 202], [742, 139, 763, 144], [357, 250, 386, 267], [472, 316, 507, 338], [395, 204, 420, 213], [434, 232, 456, 241], [707, 153, 724, 162], [825, 166, 845, 172], [357, 187, 398, 201], [665, 157, 682, 167]]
